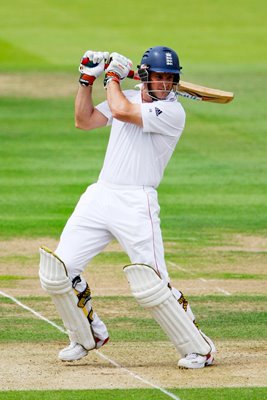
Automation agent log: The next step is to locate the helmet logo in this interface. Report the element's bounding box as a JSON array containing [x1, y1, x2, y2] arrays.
[[165, 52, 173, 66]]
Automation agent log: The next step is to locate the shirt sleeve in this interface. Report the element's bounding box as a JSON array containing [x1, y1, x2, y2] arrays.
[[95, 100, 113, 126], [141, 101, 186, 137]]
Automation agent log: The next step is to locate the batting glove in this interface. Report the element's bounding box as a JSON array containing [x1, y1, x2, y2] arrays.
[[104, 52, 132, 88], [79, 50, 110, 86]]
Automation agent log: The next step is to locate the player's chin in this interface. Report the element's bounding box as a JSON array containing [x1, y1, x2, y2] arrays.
[[156, 92, 169, 100]]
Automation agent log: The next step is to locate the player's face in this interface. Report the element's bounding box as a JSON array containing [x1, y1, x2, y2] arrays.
[[142, 71, 174, 101]]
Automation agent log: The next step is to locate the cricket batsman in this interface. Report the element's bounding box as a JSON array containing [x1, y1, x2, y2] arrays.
[[39, 46, 216, 369]]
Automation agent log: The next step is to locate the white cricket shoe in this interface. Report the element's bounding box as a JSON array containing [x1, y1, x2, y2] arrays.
[[178, 353, 214, 369], [58, 342, 88, 361], [58, 337, 109, 362]]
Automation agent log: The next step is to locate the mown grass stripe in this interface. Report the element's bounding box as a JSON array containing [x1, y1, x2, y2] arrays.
[[0, 387, 266, 400]]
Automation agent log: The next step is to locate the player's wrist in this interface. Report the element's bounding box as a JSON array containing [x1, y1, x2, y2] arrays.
[[79, 74, 96, 87], [103, 72, 120, 89]]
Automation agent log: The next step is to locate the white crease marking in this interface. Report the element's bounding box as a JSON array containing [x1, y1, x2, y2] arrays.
[[198, 278, 207, 282], [215, 287, 231, 296], [167, 261, 231, 295]]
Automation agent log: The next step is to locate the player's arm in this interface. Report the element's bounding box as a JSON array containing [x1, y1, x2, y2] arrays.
[[104, 53, 143, 126], [75, 50, 109, 131], [75, 85, 107, 130], [105, 82, 142, 126]]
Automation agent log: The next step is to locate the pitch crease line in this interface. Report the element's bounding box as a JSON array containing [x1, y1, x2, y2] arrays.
[[0, 289, 181, 400], [215, 287, 231, 296]]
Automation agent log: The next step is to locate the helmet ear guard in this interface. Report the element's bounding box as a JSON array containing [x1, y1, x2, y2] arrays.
[[137, 65, 149, 82], [172, 73, 180, 85]]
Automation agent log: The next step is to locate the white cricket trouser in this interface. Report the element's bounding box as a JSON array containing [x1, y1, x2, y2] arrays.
[[56, 180, 169, 282], [55, 180, 193, 339]]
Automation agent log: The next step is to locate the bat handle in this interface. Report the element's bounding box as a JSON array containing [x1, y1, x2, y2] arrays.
[[104, 61, 139, 80], [81, 57, 140, 80]]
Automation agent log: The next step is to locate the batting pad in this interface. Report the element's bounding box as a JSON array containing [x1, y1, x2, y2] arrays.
[[124, 264, 211, 357], [39, 246, 95, 350]]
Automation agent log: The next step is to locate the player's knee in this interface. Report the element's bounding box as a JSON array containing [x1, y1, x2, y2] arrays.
[[54, 250, 83, 283]]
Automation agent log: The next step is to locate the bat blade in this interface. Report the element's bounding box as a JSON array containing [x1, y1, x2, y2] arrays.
[[178, 80, 234, 104]]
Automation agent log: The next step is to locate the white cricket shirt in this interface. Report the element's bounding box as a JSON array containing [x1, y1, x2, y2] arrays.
[[96, 89, 186, 188]]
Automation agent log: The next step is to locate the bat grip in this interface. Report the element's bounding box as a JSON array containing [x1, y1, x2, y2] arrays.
[[81, 57, 140, 80]]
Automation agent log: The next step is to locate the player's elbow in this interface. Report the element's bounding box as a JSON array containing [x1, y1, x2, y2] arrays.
[[75, 121, 88, 130], [75, 116, 90, 130], [75, 120, 84, 130]]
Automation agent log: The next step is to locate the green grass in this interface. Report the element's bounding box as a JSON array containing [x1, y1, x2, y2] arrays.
[[0, 388, 266, 400], [0, 275, 27, 281], [0, 97, 108, 237], [0, 0, 266, 71], [170, 271, 267, 280]]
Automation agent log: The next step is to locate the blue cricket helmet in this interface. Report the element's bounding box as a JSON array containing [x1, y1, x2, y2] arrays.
[[138, 46, 182, 84]]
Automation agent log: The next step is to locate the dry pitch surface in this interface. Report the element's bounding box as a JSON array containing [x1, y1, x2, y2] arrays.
[[0, 236, 267, 391]]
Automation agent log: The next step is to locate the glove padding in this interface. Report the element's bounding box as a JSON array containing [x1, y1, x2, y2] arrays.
[[79, 50, 109, 86], [105, 52, 132, 81]]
